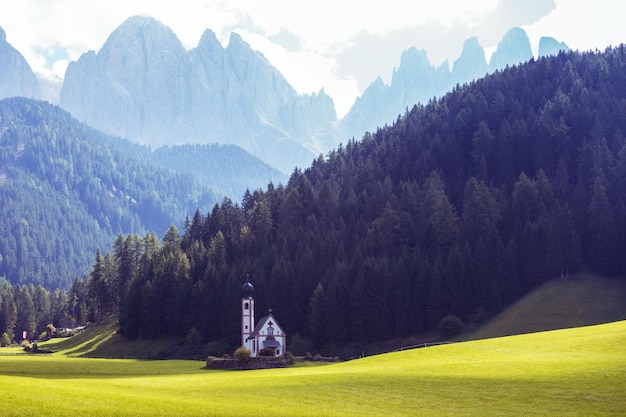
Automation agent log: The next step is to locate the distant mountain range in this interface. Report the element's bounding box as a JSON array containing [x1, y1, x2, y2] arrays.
[[60, 16, 336, 174], [0, 18, 568, 175], [336, 27, 570, 140]]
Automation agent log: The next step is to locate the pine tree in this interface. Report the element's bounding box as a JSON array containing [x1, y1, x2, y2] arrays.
[[587, 170, 617, 274], [88, 248, 107, 322], [307, 283, 326, 345]]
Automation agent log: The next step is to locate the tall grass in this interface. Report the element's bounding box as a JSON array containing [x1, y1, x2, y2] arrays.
[[1, 320, 624, 416]]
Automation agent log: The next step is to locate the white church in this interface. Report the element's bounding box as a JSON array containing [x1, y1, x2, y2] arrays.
[[241, 278, 287, 357]]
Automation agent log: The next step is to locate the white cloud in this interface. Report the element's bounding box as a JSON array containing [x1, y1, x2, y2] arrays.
[[525, 0, 626, 55]]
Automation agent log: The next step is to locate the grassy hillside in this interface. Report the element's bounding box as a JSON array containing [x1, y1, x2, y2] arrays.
[[467, 273, 626, 340], [41, 316, 182, 359], [1, 320, 625, 416]]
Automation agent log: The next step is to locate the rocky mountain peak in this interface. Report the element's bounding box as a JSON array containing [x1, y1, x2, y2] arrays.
[[60, 15, 192, 144], [0, 26, 40, 99], [538, 36, 570, 57], [489, 27, 533, 72], [393, 48, 432, 81], [99, 15, 188, 67], [197, 29, 222, 53], [452, 36, 488, 85]]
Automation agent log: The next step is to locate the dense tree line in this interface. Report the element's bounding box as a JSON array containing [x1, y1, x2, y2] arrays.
[[0, 98, 280, 289], [0, 276, 89, 344], [4, 47, 626, 350]]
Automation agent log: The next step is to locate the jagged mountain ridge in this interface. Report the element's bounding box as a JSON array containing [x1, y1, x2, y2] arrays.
[[60, 16, 336, 174], [337, 27, 569, 141]]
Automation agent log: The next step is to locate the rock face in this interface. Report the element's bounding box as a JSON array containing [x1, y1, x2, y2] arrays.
[[337, 38, 489, 140], [538, 36, 570, 58], [489, 27, 533, 72], [451, 37, 488, 86], [0, 27, 40, 99], [60, 16, 336, 173], [391, 48, 450, 113], [61, 16, 193, 145], [336, 48, 451, 142]]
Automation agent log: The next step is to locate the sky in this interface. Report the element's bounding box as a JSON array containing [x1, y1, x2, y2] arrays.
[[1, 0, 625, 117]]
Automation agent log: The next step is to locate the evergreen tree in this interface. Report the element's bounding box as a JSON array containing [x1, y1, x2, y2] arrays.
[[0, 279, 17, 340], [587, 170, 617, 274], [88, 248, 107, 322], [14, 285, 36, 341]]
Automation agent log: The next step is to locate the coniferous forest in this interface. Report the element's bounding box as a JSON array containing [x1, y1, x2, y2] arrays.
[[2, 47, 626, 352]]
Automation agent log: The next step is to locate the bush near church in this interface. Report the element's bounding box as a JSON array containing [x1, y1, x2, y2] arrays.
[[234, 346, 252, 362], [438, 315, 465, 338]]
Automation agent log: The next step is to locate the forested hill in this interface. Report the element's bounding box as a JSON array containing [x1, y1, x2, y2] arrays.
[[73, 46, 626, 350], [150, 144, 286, 202], [0, 98, 224, 288]]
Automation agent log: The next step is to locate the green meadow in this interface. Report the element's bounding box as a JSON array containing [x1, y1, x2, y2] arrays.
[[1, 320, 625, 416]]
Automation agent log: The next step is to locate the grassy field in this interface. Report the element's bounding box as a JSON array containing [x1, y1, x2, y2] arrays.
[[1, 320, 625, 416]]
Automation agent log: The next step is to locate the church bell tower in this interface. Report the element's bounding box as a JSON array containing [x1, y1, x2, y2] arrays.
[[241, 276, 255, 351]]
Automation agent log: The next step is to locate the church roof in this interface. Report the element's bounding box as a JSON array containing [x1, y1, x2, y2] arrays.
[[263, 339, 282, 348], [246, 313, 285, 340]]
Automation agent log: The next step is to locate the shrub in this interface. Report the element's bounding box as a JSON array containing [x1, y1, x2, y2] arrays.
[[47, 323, 57, 335], [234, 346, 252, 362], [21, 340, 32, 352], [259, 347, 275, 357], [1, 332, 10, 347], [438, 315, 465, 338], [282, 351, 296, 365]]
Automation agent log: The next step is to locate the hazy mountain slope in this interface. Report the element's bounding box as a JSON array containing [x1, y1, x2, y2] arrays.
[[0, 97, 289, 289], [0, 27, 40, 100], [150, 143, 287, 199], [0, 97, 220, 288]]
